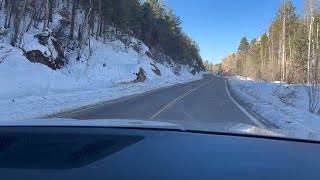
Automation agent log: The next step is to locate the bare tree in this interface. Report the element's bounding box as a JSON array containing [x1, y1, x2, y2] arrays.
[[307, 17, 314, 84], [11, 0, 29, 46], [48, 0, 53, 23], [270, 24, 275, 81], [281, 3, 286, 82], [70, 0, 77, 40], [4, 0, 11, 29], [303, 0, 320, 114], [42, 0, 49, 32], [305, 82, 320, 114], [77, 0, 92, 61], [96, 0, 102, 40]]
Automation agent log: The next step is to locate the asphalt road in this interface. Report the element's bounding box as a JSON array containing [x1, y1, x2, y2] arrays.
[[60, 74, 265, 127]]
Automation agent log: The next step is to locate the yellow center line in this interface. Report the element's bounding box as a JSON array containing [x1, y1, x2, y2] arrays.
[[150, 78, 215, 119]]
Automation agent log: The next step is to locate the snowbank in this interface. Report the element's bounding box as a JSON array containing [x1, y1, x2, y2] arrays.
[[227, 76, 320, 140], [0, 33, 203, 120]]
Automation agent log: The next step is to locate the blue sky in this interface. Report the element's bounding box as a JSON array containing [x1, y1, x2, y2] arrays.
[[164, 0, 303, 64]]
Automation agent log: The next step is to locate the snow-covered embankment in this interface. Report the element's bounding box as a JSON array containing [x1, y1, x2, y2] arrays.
[[228, 76, 320, 140], [0, 33, 203, 120]]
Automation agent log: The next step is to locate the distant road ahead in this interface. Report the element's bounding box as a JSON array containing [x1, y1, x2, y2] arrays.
[[60, 74, 266, 128]]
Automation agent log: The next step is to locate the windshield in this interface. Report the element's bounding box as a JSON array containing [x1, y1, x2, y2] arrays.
[[0, 0, 319, 141]]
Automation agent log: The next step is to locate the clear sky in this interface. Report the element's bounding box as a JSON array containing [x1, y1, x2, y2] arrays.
[[164, 0, 304, 64]]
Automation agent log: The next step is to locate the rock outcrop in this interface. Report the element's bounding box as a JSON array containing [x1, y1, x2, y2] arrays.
[[23, 32, 67, 70]]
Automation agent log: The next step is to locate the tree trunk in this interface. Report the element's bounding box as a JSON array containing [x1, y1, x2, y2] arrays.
[[96, 0, 102, 40], [99, 5, 104, 36], [281, 10, 286, 82], [88, 0, 94, 36], [42, 0, 49, 32], [245, 55, 248, 78], [48, 0, 53, 22], [4, 0, 10, 28], [70, 0, 76, 40], [316, 23, 319, 81], [261, 40, 264, 80], [288, 20, 293, 83], [10, 0, 18, 46], [11, 0, 29, 46], [271, 26, 275, 81], [26, 0, 36, 32], [307, 17, 314, 84]]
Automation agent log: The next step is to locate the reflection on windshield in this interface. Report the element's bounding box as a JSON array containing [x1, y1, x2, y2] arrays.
[[226, 123, 285, 138]]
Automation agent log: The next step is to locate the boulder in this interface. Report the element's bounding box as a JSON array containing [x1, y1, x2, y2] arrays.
[[23, 32, 67, 70], [24, 50, 56, 70]]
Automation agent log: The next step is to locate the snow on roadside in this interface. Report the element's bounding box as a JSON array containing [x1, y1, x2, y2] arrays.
[[227, 76, 320, 140], [0, 34, 203, 121], [0, 73, 202, 121]]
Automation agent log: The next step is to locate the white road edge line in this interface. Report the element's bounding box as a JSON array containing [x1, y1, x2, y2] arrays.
[[224, 79, 267, 129], [150, 78, 215, 119]]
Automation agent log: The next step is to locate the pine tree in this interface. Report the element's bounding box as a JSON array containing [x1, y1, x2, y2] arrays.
[[238, 37, 250, 52]]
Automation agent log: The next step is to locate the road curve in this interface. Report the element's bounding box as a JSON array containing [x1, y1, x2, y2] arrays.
[[60, 74, 263, 127]]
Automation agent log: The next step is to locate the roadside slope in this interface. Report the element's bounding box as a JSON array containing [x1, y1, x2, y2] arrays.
[[0, 30, 204, 121], [227, 76, 320, 140]]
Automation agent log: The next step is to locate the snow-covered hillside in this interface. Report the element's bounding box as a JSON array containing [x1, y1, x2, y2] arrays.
[[0, 36, 203, 120], [228, 76, 320, 140], [1, 34, 198, 96], [0, 0, 207, 120], [0, 23, 204, 120]]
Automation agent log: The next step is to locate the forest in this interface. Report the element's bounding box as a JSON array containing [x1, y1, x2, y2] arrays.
[[221, 0, 320, 114], [222, 0, 319, 85], [0, 0, 204, 72]]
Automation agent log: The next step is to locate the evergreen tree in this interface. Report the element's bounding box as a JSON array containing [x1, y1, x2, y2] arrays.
[[238, 37, 250, 52]]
